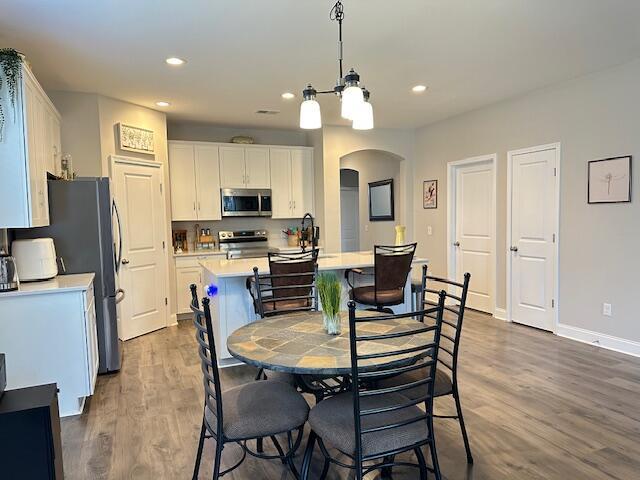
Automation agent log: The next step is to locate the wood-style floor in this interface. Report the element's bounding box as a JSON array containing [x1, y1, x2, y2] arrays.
[[61, 311, 640, 479]]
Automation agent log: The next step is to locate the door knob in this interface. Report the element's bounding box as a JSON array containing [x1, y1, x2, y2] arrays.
[[453, 241, 460, 247], [510, 246, 518, 252], [121, 258, 130, 265]]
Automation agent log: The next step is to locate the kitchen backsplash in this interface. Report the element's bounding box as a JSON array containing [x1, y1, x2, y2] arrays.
[[172, 218, 316, 251]]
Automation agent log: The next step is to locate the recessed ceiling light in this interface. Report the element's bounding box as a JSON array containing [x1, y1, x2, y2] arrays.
[[412, 85, 428, 93], [155, 101, 170, 107], [281, 92, 295, 100], [165, 57, 186, 66]]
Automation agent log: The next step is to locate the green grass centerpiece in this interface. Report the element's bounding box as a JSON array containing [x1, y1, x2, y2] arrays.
[[317, 273, 342, 335]]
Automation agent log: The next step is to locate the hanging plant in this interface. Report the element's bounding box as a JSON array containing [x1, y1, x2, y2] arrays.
[[0, 48, 23, 142]]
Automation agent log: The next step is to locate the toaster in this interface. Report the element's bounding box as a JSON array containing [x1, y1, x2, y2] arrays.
[[11, 238, 58, 282]]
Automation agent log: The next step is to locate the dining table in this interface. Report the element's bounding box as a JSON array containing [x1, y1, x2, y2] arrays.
[[226, 310, 432, 395]]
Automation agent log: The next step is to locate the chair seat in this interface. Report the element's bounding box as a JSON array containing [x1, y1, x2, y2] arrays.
[[350, 285, 404, 306], [206, 380, 309, 441], [377, 367, 453, 400], [308, 392, 429, 458]]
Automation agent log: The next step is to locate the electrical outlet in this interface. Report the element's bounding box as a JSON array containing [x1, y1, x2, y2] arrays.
[[427, 225, 433, 236], [602, 303, 612, 316], [364, 224, 369, 232]]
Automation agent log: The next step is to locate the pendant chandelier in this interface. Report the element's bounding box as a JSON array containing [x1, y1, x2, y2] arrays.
[[299, 1, 374, 130]]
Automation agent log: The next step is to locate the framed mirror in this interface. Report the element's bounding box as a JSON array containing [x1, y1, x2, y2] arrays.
[[368, 179, 395, 221]]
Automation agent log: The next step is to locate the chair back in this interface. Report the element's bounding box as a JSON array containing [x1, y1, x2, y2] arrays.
[[374, 243, 417, 301], [190, 284, 224, 439], [417, 264, 471, 385], [249, 250, 319, 317], [347, 289, 447, 468]]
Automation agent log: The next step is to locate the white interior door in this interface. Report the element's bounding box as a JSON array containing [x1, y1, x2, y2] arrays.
[[112, 158, 168, 340], [340, 187, 360, 252], [452, 159, 495, 312], [195, 144, 221, 220], [509, 145, 558, 331]]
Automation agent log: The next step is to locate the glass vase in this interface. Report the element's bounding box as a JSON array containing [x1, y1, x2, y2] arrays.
[[324, 313, 342, 335]]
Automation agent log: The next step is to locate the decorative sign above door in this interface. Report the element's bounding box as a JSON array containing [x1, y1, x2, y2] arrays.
[[117, 123, 155, 155]]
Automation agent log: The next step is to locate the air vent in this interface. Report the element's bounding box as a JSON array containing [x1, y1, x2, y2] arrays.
[[255, 109, 280, 115]]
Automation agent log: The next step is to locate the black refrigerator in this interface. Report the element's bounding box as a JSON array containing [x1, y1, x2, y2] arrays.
[[16, 178, 123, 373]]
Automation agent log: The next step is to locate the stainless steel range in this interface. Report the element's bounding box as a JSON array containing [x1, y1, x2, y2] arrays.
[[218, 230, 279, 259]]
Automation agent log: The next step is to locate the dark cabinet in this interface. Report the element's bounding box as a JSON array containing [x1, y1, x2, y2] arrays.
[[0, 383, 64, 479]]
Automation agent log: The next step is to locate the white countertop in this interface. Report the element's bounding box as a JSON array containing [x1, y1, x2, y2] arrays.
[[174, 246, 324, 258], [173, 249, 227, 258], [201, 251, 428, 278], [0, 273, 95, 298]]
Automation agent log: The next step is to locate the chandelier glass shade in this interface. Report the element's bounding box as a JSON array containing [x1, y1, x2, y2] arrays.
[[299, 1, 373, 131]]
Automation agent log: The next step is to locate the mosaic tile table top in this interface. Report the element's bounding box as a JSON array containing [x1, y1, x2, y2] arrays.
[[227, 311, 432, 375]]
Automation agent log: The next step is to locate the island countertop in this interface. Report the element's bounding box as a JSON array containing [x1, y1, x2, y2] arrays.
[[200, 251, 428, 278]]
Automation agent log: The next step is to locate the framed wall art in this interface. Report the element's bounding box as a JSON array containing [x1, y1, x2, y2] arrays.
[[588, 156, 631, 204], [368, 179, 394, 221], [423, 179, 437, 209], [117, 123, 155, 155]]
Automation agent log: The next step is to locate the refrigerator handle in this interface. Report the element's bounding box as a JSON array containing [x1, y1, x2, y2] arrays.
[[112, 199, 123, 273]]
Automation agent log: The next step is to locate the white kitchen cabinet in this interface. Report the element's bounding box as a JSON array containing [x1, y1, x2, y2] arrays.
[[169, 143, 197, 220], [174, 253, 226, 314], [176, 267, 202, 314], [220, 145, 270, 189], [270, 147, 314, 218], [195, 144, 222, 219], [245, 147, 270, 188], [219, 146, 246, 188], [168, 142, 222, 221], [291, 148, 314, 217], [0, 60, 60, 228], [0, 273, 99, 417]]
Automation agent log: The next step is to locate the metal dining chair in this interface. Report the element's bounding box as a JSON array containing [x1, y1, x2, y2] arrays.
[[246, 249, 319, 384], [377, 265, 474, 464], [248, 254, 349, 403], [189, 285, 309, 480], [300, 290, 448, 480], [345, 243, 417, 311]]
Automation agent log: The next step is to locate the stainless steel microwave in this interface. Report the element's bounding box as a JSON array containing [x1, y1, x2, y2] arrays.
[[221, 189, 272, 217]]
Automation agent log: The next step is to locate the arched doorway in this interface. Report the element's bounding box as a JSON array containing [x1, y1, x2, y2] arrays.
[[339, 149, 404, 252]]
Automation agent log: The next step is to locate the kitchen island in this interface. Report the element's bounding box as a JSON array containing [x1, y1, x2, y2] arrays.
[[199, 252, 427, 367]]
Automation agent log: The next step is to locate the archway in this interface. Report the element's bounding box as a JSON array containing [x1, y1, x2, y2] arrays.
[[339, 149, 405, 252]]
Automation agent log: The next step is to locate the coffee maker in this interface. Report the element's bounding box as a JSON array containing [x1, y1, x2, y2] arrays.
[[0, 251, 19, 292]]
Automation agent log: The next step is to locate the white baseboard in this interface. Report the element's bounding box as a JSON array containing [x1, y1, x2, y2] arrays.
[[493, 307, 508, 321], [557, 324, 640, 358], [167, 313, 178, 327]]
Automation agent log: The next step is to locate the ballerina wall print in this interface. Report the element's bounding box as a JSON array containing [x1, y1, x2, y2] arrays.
[[588, 156, 632, 204], [423, 180, 438, 209]]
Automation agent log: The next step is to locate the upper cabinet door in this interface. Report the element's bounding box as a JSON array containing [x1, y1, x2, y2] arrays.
[[168, 143, 197, 220], [291, 148, 314, 217], [195, 144, 222, 220], [245, 147, 270, 188], [269, 148, 292, 218], [219, 146, 246, 188]]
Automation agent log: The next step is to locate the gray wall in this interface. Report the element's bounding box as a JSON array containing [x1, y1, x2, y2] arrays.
[[414, 59, 640, 343], [341, 150, 403, 250], [167, 121, 307, 146]]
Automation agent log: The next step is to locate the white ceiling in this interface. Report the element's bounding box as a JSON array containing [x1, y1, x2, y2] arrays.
[[2, 0, 640, 129]]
